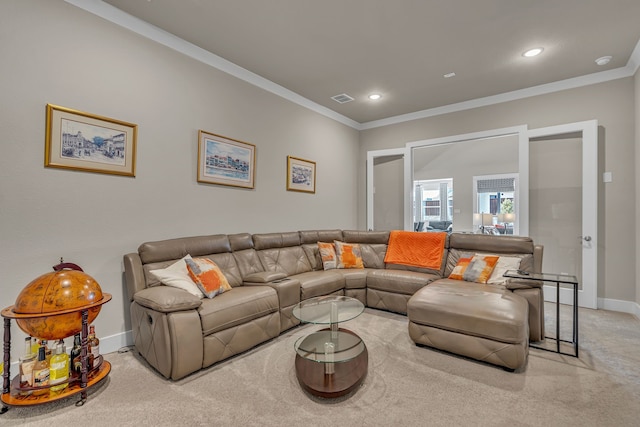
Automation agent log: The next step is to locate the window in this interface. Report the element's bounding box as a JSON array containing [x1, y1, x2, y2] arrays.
[[413, 178, 453, 229], [473, 173, 518, 235]]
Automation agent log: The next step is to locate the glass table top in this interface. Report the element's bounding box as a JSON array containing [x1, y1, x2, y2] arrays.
[[292, 295, 365, 325], [503, 270, 579, 285], [294, 330, 365, 363]]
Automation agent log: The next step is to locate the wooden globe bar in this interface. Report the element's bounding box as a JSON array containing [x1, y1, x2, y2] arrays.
[[2, 262, 111, 411]]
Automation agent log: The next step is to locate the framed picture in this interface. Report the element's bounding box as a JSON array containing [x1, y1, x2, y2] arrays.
[[197, 130, 256, 189], [45, 104, 137, 177], [286, 156, 316, 194]]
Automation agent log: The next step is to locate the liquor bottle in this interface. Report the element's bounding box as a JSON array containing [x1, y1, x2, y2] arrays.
[[19, 337, 36, 395], [71, 334, 94, 373], [32, 346, 50, 396], [49, 341, 69, 395], [70, 334, 82, 374], [41, 339, 52, 364], [31, 337, 39, 355], [88, 325, 100, 361]]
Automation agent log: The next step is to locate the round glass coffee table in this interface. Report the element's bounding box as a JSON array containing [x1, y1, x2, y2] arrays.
[[292, 295, 368, 398]]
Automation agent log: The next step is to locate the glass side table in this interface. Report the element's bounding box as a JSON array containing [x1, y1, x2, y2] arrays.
[[504, 270, 579, 357], [292, 296, 368, 398]]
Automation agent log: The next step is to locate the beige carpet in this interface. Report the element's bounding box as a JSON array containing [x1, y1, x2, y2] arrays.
[[2, 304, 640, 426]]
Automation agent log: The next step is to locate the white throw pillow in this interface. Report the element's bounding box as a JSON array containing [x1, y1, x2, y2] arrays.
[[487, 256, 522, 285], [149, 254, 203, 298]]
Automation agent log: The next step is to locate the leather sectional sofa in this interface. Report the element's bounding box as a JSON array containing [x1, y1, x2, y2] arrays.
[[123, 230, 543, 380]]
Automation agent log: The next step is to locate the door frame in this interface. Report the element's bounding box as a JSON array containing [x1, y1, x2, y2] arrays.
[[405, 125, 529, 235], [366, 147, 411, 231], [527, 120, 598, 309]]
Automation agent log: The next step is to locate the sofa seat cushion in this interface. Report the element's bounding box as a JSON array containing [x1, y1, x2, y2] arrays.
[[407, 279, 528, 344], [331, 268, 368, 289], [367, 269, 438, 296], [293, 271, 345, 300], [198, 286, 279, 336]]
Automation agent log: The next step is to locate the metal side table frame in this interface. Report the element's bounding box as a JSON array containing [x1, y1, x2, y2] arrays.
[[503, 270, 579, 357]]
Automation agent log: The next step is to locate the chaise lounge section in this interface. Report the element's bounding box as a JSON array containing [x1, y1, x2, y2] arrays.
[[123, 230, 543, 379]]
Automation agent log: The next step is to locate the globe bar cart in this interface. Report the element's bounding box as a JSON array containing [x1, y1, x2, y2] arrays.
[[1, 263, 112, 413]]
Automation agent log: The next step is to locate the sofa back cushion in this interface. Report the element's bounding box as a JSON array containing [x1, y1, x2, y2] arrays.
[[449, 233, 534, 255], [138, 234, 242, 288], [228, 233, 254, 251], [445, 233, 535, 277], [445, 249, 534, 279], [233, 248, 265, 278], [138, 234, 231, 264], [342, 230, 389, 269], [207, 253, 243, 287], [299, 229, 344, 244], [258, 247, 312, 276], [253, 232, 301, 250], [253, 232, 312, 276], [299, 230, 344, 271]]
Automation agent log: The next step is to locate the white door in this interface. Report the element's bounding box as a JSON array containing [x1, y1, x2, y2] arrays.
[[527, 121, 598, 309], [366, 148, 411, 231]]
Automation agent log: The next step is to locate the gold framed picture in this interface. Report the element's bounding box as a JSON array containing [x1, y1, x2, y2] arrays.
[[197, 130, 256, 189], [286, 155, 316, 194], [45, 104, 137, 177]]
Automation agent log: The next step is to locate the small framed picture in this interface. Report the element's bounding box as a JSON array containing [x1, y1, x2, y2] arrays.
[[286, 156, 316, 194], [45, 104, 137, 176], [197, 130, 256, 189]]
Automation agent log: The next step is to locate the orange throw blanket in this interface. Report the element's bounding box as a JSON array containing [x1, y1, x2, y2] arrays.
[[384, 230, 446, 270]]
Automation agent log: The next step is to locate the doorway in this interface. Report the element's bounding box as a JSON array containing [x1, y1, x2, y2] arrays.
[[528, 121, 598, 309], [366, 148, 410, 231]]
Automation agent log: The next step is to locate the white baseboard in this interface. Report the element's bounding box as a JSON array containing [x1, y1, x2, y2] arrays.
[[598, 297, 640, 319], [101, 330, 134, 355]]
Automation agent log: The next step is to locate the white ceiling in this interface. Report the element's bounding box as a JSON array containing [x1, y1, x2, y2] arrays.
[[82, 0, 640, 128]]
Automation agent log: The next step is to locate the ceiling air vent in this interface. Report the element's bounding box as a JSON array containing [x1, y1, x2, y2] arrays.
[[331, 93, 354, 104]]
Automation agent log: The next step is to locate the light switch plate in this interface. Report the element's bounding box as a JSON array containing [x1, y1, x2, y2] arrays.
[[603, 172, 612, 183]]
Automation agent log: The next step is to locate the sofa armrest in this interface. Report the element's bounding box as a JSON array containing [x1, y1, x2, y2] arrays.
[[133, 286, 202, 313], [245, 278, 301, 308], [243, 271, 287, 283], [124, 252, 146, 301]]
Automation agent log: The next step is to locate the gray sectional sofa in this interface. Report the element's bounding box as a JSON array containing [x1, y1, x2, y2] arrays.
[[123, 230, 544, 379]]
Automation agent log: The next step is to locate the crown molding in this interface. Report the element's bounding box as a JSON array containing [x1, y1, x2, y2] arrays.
[[66, 1, 639, 133], [64, 0, 361, 130], [360, 63, 636, 130]]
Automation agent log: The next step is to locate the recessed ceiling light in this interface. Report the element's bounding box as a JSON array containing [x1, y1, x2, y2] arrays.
[[368, 93, 382, 100], [443, 72, 456, 78], [595, 56, 612, 66], [523, 47, 544, 57]]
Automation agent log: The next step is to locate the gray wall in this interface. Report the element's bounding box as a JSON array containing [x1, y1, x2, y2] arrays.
[[359, 78, 636, 303], [0, 0, 359, 355]]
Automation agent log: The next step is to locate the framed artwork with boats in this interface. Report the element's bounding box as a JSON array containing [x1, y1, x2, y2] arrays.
[[45, 104, 137, 177], [286, 155, 316, 194], [197, 130, 255, 189]]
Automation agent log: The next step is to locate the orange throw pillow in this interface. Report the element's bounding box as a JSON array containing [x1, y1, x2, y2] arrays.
[[185, 257, 232, 298], [334, 241, 364, 269], [317, 242, 337, 270], [463, 254, 500, 283], [448, 256, 473, 280]]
